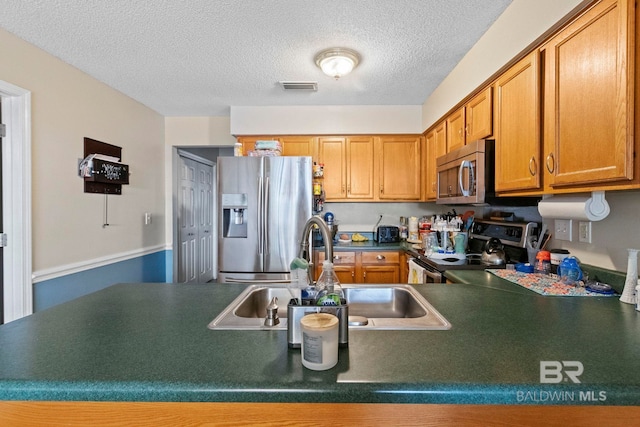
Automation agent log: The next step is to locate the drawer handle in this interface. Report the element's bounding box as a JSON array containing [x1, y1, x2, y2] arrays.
[[333, 255, 341, 260], [376, 255, 386, 260]]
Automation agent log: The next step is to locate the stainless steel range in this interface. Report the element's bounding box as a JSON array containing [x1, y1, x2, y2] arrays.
[[407, 219, 539, 283]]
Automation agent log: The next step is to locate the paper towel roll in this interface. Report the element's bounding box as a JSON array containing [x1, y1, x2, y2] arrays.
[[537, 191, 610, 221]]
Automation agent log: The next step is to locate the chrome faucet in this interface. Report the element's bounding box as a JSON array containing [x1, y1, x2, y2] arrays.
[[298, 215, 334, 283]]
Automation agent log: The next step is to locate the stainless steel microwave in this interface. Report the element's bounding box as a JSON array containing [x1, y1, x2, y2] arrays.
[[436, 139, 494, 205], [436, 139, 540, 206]]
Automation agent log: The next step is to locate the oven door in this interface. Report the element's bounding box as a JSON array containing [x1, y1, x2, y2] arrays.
[[409, 258, 444, 284]]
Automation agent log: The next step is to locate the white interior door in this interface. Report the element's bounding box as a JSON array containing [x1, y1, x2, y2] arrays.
[[178, 156, 197, 283], [197, 162, 214, 282], [178, 154, 214, 283]]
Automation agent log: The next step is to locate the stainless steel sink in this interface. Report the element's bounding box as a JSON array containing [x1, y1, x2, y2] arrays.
[[208, 284, 451, 330]]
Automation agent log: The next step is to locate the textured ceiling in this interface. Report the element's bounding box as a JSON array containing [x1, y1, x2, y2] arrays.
[[0, 0, 512, 116]]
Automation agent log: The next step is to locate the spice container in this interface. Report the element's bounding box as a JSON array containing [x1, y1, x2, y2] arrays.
[[300, 313, 339, 370]]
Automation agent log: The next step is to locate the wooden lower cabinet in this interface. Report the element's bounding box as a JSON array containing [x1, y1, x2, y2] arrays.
[[315, 250, 401, 284]]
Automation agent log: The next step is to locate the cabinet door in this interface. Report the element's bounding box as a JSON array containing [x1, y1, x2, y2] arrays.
[[318, 137, 347, 199], [346, 137, 375, 199], [362, 265, 400, 284], [334, 266, 356, 284], [494, 51, 541, 192], [316, 251, 356, 282], [446, 107, 466, 152], [280, 136, 316, 158], [360, 252, 400, 284], [542, 0, 633, 188], [378, 136, 422, 200], [466, 87, 493, 142], [425, 122, 447, 200]]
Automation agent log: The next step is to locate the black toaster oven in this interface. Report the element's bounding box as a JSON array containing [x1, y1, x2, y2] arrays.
[[376, 226, 400, 243]]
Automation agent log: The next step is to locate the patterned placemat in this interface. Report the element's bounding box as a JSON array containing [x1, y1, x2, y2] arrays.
[[486, 269, 617, 297]]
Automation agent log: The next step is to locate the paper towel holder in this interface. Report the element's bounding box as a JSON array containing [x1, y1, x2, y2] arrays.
[[537, 191, 610, 221]]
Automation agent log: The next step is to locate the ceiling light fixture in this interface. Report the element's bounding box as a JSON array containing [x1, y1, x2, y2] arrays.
[[314, 47, 360, 79]]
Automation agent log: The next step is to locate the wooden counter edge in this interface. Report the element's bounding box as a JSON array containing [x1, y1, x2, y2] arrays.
[[1, 401, 638, 426]]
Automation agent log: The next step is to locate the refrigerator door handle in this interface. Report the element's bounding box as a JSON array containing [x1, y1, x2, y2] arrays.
[[264, 176, 270, 254], [257, 176, 264, 255], [224, 277, 291, 284]]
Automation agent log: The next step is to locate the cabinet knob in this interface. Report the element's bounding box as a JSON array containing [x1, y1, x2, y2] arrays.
[[333, 255, 341, 260], [528, 156, 537, 176], [546, 153, 555, 174], [376, 255, 386, 260]]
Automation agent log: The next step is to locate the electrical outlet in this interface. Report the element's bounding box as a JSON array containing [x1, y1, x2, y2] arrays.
[[579, 221, 592, 243], [554, 219, 573, 241]]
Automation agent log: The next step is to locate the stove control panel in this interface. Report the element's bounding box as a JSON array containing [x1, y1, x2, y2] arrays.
[[470, 219, 538, 248]]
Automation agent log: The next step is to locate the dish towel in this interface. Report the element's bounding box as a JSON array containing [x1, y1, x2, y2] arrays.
[[408, 259, 425, 284], [486, 269, 616, 297]]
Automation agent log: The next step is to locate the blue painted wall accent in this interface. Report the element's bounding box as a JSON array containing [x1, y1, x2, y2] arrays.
[[34, 250, 169, 312]]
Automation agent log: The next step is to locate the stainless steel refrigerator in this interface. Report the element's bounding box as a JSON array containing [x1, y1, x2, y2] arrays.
[[217, 156, 312, 283]]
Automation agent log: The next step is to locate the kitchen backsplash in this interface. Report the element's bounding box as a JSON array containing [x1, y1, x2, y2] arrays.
[[325, 202, 542, 233]]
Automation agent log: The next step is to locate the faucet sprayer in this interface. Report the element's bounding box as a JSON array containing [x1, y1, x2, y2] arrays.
[[298, 216, 334, 285]]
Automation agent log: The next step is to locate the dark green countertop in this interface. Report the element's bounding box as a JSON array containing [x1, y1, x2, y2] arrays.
[[1, 279, 639, 405]]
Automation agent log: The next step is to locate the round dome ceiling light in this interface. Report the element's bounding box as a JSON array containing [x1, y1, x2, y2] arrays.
[[314, 47, 360, 79]]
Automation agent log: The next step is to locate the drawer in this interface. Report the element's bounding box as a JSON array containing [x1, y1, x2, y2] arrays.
[[361, 251, 400, 264], [318, 251, 356, 265]]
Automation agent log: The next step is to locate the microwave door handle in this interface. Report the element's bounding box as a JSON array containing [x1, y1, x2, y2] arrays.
[[458, 160, 474, 197], [264, 176, 270, 254]]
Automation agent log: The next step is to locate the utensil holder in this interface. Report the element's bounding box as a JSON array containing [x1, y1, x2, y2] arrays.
[[287, 301, 348, 348]]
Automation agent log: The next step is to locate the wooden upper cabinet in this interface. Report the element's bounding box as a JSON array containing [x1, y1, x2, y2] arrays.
[[494, 50, 542, 193], [235, 136, 315, 158], [445, 86, 493, 153], [541, 0, 634, 189], [280, 136, 316, 158], [445, 107, 466, 153], [425, 123, 447, 201], [317, 136, 375, 200], [378, 135, 422, 200], [318, 137, 347, 199], [466, 87, 493, 142], [346, 137, 375, 199]]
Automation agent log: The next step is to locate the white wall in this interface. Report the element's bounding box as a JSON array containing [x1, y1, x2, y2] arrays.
[[164, 116, 237, 246], [543, 191, 640, 272], [421, 0, 585, 129], [0, 28, 165, 274], [230, 105, 423, 135]]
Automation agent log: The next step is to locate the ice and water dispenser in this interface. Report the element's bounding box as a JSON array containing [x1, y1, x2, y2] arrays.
[[221, 193, 248, 238]]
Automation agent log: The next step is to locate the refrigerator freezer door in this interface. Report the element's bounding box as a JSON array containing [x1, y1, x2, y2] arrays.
[[263, 157, 312, 273], [218, 157, 263, 273]]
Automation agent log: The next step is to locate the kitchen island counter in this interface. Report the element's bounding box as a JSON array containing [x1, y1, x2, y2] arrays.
[[1, 280, 639, 424]]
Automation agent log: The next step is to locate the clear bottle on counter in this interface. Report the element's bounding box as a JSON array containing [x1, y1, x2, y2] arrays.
[[399, 216, 408, 240], [534, 250, 551, 275], [315, 260, 344, 306]]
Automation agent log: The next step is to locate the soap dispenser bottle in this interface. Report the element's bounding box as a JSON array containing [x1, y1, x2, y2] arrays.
[[315, 261, 344, 306]]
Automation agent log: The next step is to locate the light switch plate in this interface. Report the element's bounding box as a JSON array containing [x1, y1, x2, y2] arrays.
[[144, 212, 152, 225], [579, 221, 592, 243], [554, 219, 573, 241]]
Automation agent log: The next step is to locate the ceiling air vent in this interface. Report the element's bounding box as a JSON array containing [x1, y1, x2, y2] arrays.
[[279, 81, 318, 91]]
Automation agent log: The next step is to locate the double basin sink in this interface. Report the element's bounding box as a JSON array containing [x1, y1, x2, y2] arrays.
[[208, 284, 451, 331]]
